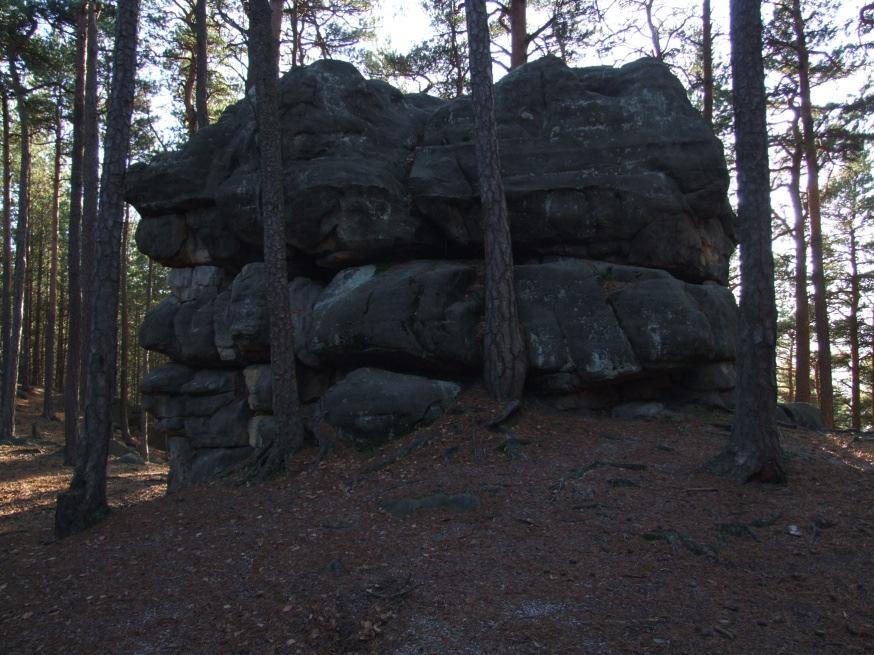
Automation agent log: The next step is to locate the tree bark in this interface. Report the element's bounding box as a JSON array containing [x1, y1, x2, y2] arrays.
[[702, 0, 713, 125], [56, 283, 65, 392], [247, 0, 305, 478], [0, 51, 34, 441], [848, 224, 861, 430], [510, 0, 527, 69], [56, 0, 141, 537], [20, 237, 32, 392], [0, 88, 11, 370], [789, 113, 811, 403], [65, 1, 88, 464], [465, 0, 528, 402], [706, 0, 785, 483], [791, 0, 832, 427], [195, 0, 209, 130], [31, 213, 46, 388], [80, 0, 101, 411], [138, 258, 153, 461], [118, 206, 131, 444], [43, 108, 63, 418]]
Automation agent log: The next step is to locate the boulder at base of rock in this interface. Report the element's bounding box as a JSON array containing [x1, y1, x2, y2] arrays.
[[320, 368, 461, 446], [777, 402, 824, 431]]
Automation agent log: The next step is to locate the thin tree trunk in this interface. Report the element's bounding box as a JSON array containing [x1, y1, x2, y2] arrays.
[[183, 49, 197, 136], [32, 227, 45, 388], [849, 225, 861, 430], [20, 240, 32, 392], [706, 0, 784, 483], [791, 0, 832, 427], [56, 0, 141, 537], [786, 332, 795, 402], [1, 89, 11, 369], [645, 0, 664, 60], [0, 51, 34, 441], [702, 0, 713, 125], [118, 206, 131, 444], [510, 0, 527, 69], [65, 1, 88, 464], [248, 0, 305, 478], [80, 0, 101, 410], [195, 0, 209, 130], [789, 114, 811, 403], [138, 258, 152, 461], [56, 289, 65, 393], [465, 0, 528, 402], [43, 109, 63, 418]]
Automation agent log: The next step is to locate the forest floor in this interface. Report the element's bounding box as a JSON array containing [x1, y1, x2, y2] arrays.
[[1, 388, 873, 655]]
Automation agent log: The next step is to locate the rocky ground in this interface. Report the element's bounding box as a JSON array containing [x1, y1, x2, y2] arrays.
[[1, 387, 873, 655]]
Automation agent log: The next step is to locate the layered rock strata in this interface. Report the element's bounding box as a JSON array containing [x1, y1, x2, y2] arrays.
[[128, 56, 737, 490]]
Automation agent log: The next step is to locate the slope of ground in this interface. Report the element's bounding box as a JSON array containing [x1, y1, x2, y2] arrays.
[[1, 387, 873, 654]]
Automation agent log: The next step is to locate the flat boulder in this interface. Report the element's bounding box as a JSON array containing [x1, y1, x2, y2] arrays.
[[320, 368, 461, 446]]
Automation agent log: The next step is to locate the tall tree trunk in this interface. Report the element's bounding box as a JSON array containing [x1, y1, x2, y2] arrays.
[[56, 287, 65, 392], [1, 89, 11, 368], [31, 229, 45, 388], [702, 0, 713, 125], [138, 258, 153, 461], [789, 114, 811, 403], [645, 0, 665, 60], [0, 53, 33, 441], [65, 1, 88, 464], [183, 51, 197, 136], [56, 0, 141, 537], [20, 242, 32, 391], [706, 0, 784, 483], [849, 225, 861, 430], [43, 109, 63, 418], [791, 0, 833, 427], [465, 0, 528, 402], [80, 0, 101, 410], [510, 0, 527, 69], [118, 207, 131, 444], [248, 0, 305, 478], [195, 0, 209, 130]]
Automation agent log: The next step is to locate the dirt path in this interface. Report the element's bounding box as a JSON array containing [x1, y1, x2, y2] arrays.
[[1, 388, 873, 654]]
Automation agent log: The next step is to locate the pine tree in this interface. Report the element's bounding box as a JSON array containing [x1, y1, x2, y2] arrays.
[[465, 0, 528, 402], [706, 0, 785, 483], [56, 0, 141, 537], [248, 0, 305, 478]]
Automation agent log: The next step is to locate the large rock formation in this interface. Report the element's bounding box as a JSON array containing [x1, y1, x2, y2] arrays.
[[128, 56, 737, 490]]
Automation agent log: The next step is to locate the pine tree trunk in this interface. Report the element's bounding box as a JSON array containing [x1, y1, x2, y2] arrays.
[[195, 0, 209, 130], [849, 226, 861, 430], [465, 0, 528, 402], [510, 0, 527, 69], [0, 53, 33, 441], [80, 0, 101, 410], [138, 258, 152, 462], [791, 0, 832, 427], [64, 1, 88, 464], [118, 207, 131, 444], [20, 241, 32, 392], [702, 0, 713, 125], [31, 228, 45, 389], [248, 0, 305, 478], [706, 0, 784, 483], [0, 89, 11, 369], [56, 289, 65, 393], [56, 0, 141, 537], [183, 47, 198, 136], [789, 115, 811, 403], [43, 109, 63, 418]]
